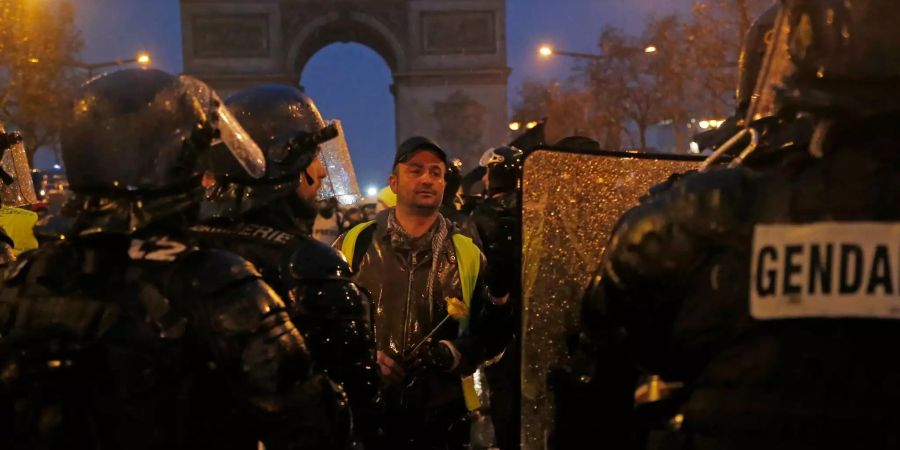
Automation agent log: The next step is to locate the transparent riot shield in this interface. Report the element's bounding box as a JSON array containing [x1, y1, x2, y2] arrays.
[[317, 119, 361, 206], [0, 130, 37, 207], [521, 147, 703, 450]]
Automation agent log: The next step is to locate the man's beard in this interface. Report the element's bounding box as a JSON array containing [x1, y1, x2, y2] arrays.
[[410, 202, 439, 216], [406, 192, 441, 216], [289, 194, 319, 222]]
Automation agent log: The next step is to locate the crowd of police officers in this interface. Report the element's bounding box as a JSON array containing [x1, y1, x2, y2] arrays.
[[0, 0, 899, 448]]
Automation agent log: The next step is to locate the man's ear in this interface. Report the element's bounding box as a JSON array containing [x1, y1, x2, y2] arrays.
[[389, 172, 398, 194]]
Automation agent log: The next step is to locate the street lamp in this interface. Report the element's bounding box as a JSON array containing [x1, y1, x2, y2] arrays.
[[509, 121, 521, 131], [76, 51, 153, 77], [537, 44, 606, 61], [539, 44, 661, 61]]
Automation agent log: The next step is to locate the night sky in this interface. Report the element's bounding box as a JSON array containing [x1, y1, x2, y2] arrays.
[[71, 0, 694, 189]]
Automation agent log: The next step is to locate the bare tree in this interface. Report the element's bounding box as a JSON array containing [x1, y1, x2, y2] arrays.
[[0, 1, 83, 162], [511, 78, 627, 149], [511, 1, 773, 153], [682, 0, 774, 119]]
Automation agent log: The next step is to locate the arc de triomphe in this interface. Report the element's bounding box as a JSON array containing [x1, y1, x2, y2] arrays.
[[180, 0, 510, 166]]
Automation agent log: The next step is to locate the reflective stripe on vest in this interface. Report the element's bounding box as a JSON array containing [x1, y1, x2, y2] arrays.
[[341, 220, 483, 410], [0, 206, 38, 255], [340, 220, 375, 266]]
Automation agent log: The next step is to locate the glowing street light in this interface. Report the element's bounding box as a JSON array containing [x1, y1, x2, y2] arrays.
[[509, 121, 521, 131], [526, 121, 539, 129], [366, 186, 377, 197], [538, 45, 554, 57], [136, 52, 151, 66], [644, 46, 658, 54]]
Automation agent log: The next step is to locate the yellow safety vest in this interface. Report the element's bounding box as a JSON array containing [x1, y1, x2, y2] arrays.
[[0, 206, 38, 255], [341, 220, 483, 411]]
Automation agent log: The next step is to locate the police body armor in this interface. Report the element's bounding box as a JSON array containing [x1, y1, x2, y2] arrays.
[[586, 128, 900, 448], [187, 219, 380, 423], [197, 84, 379, 445], [470, 190, 522, 450], [590, 3, 900, 447], [0, 68, 351, 450], [0, 234, 349, 450]]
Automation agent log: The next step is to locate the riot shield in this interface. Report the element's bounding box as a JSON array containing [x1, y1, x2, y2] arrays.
[[0, 129, 37, 207], [317, 119, 361, 206], [521, 147, 703, 450]]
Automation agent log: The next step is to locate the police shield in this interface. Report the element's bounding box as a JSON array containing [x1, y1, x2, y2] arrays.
[[317, 119, 361, 206], [520, 147, 703, 450], [0, 129, 37, 207]]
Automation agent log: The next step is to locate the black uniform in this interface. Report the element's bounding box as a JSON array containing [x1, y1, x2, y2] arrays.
[[0, 231, 348, 450], [188, 213, 379, 430], [583, 2, 900, 448], [197, 84, 379, 446], [471, 146, 523, 450]]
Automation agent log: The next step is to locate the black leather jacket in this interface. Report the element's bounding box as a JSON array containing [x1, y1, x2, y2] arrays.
[[0, 230, 349, 450], [334, 210, 510, 392]]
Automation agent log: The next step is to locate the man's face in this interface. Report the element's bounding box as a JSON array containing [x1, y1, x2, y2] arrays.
[[390, 149, 445, 215], [296, 155, 327, 202]]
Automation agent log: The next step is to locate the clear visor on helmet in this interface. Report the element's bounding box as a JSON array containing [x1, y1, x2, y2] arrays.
[[315, 119, 361, 206], [479, 147, 506, 167], [178, 76, 266, 179], [745, 5, 796, 124], [0, 132, 37, 207]]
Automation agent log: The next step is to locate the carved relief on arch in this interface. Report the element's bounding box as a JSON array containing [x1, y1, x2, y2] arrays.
[[433, 91, 486, 158]]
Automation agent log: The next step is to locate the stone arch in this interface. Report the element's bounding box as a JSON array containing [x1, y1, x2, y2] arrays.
[[285, 11, 407, 77], [179, 0, 510, 166]]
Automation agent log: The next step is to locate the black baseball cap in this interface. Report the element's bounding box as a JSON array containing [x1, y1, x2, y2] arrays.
[[394, 136, 448, 167]]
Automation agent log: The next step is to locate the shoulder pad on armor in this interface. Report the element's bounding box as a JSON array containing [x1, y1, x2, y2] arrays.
[[208, 276, 288, 334], [287, 238, 353, 281], [183, 248, 263, 295], [656, 167, 757, 235], [604, 167, 758, 287]]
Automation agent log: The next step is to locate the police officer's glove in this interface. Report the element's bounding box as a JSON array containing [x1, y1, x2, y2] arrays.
[[405, 339, 457, 375]]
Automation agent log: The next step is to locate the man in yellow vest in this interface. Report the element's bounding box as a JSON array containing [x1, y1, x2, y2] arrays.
[[334, 136, 512, 450], [0, 129, 38, 257]]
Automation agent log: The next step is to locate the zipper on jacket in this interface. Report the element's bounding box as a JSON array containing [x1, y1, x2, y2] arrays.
[[401, 251, 416, 355]]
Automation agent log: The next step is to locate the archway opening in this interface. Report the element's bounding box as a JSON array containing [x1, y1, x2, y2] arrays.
[[301, 42, 396, 195]]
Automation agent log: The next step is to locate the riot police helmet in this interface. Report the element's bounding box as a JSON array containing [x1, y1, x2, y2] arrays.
[[443, 159, 463, 208], [479, 146, 524, 195], [750, 0, 900, 121], [203, 84, 338, 218], [736, 5, 779, 114], [58, 68, 264, 233]]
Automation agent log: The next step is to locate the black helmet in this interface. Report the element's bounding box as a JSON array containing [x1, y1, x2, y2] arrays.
[[479, 146, 523, 195], [443, 159, 462, 208], [202, 84, 337, 219], [59, 68, 264, 233], [736, 5, 779, 113], [63, 68, 263, 195], [754, 0, 900, 120]]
